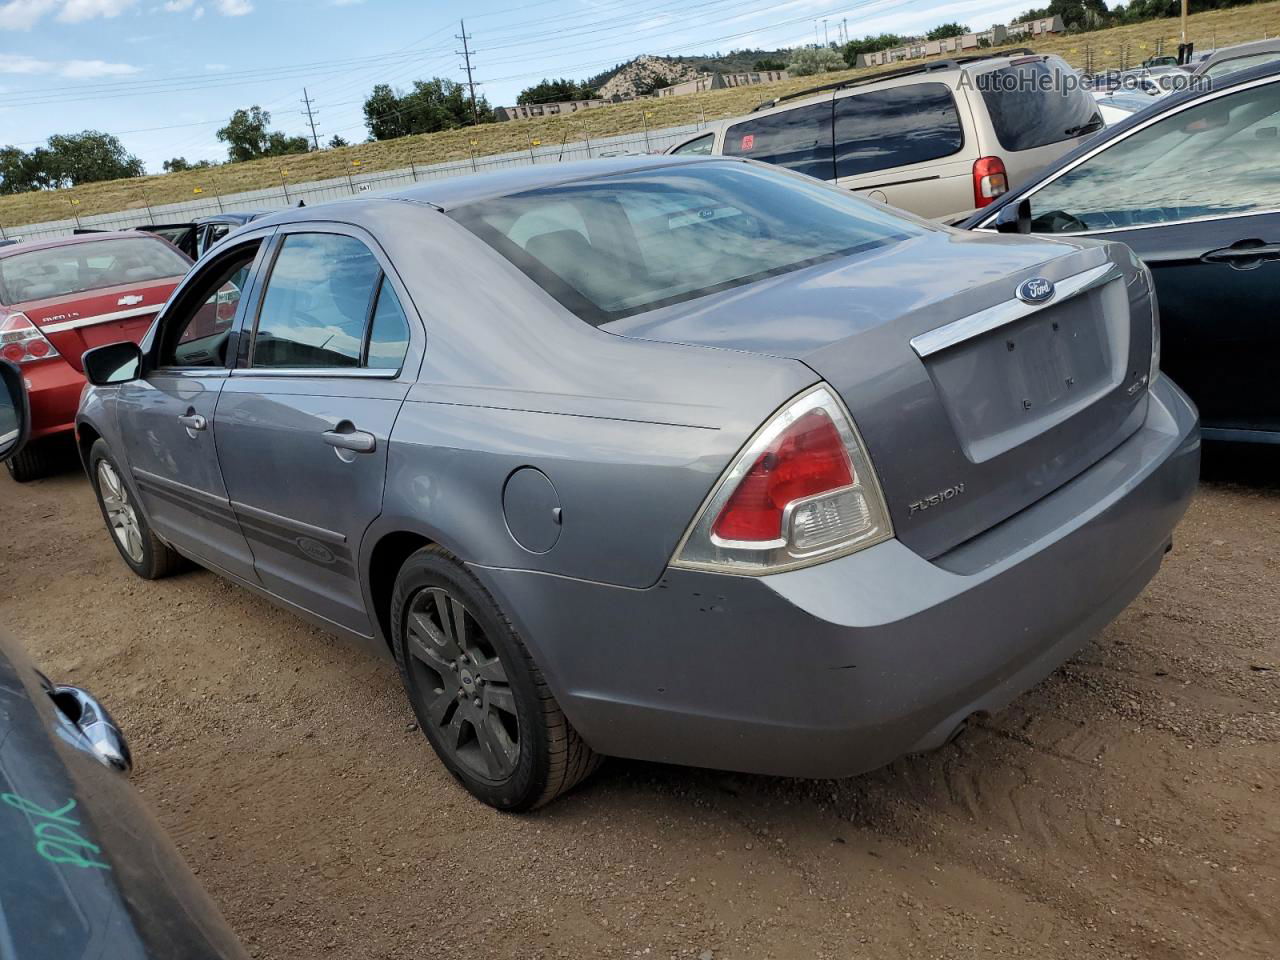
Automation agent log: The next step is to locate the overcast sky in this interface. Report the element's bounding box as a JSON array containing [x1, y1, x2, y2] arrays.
[[0, 0, 1029, 172]]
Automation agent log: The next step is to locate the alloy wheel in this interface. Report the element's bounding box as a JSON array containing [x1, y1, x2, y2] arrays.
[[405, 586, 521, 781], [97, 460, 144, 564]]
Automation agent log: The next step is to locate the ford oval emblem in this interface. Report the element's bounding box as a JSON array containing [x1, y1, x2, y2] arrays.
[[1017, 277, 1055, 304]]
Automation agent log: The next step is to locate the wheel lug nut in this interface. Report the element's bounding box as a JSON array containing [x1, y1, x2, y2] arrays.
[[450, 661, 457, 671], [473, 698, 481, 708]]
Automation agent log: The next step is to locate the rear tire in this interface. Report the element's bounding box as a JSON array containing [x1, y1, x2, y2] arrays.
[[5, 440, 55, 483], [88, 439, 185, 580], [391, 545, 601, 810]]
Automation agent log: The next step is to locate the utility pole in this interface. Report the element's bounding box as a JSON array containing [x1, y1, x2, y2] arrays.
[[842, 18, 848, 45], [456, 19, 479, 126], [1180, 0, 1188, 44], [823, 19, 829, 47], [301, 88, 320, 150]]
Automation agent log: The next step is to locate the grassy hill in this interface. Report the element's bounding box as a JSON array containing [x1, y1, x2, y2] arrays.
[[3, 0, 1278, 230]]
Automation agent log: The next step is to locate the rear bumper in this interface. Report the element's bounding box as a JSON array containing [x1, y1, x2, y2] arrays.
[[472, 376, 1201, 778], [23, 357, 85, 442]]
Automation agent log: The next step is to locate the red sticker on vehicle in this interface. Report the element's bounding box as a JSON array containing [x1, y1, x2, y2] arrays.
[[740, 134, 755, 150]]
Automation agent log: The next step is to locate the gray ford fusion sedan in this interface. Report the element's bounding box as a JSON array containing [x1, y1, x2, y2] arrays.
[[74, 155, 1200, 810]]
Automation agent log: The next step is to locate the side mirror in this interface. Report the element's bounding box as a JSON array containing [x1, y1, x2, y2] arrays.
[[994, 198, 1033, 235], [0, 359, 31, 463], [82, 341, 143, 387]]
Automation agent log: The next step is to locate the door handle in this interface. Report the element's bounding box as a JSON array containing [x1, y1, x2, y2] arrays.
[[322, 427, 376, 454], [1201, 240, 1280, 267], [177, 413, 206, 432]]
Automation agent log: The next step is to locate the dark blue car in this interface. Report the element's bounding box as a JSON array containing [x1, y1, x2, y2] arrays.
[[965, 61, 1280, 444]]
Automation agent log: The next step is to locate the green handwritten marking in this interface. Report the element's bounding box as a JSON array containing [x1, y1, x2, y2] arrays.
[[2, 793, 110, 870]]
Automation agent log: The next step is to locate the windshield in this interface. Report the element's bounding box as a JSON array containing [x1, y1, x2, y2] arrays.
[[0, 236, 190, 305], [449, 161, 922, 325]]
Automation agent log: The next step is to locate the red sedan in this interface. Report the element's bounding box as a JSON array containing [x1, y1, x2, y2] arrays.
[[0, 232, 192, 481]]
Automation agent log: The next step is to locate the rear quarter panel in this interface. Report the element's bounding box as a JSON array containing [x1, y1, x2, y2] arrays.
[[364, 202, 818, 591]]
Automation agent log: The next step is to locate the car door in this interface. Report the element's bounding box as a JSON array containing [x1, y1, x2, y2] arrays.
[[214, 225, 420, 635], [998, 72, 1280, 438], [114, 235, 269, 581]]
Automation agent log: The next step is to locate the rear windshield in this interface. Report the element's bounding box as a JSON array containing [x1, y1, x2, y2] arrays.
[[449, 161, 921, 325], [0, 236, 190, 305], [977, 60, 1102, 151]]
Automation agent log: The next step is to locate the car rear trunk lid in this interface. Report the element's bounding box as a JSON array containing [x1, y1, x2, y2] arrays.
[[16, 278, 180, 372], [605, 230, 1153, 559]]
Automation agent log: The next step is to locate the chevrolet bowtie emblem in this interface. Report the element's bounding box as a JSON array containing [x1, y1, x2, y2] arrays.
[[118, 295, 144, 306]]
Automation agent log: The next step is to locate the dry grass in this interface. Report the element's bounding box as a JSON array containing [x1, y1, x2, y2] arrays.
[[3, 0, 1278, 229]]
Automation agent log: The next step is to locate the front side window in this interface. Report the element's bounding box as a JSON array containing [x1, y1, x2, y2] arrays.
[[834, 83, 964, 178], [0, 236, 190, 305], [1026, 79, 1280, 233], [671, 133, 715, 156], [723, 101, 834, 180], [451, 161, 922, 325], [160, 245, 258, 368], [978, 59, 1102, 151], [251, 233, 382, 368]]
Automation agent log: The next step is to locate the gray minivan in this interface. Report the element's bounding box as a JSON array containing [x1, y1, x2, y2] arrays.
[[668, 52, 1102, 219]]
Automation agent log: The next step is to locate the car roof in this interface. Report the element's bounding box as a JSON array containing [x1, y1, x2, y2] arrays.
[[1195, 36, 1280, 73], [195, 211, 267, 226], [964, 59, 1280, 227], [0, 229, 164, 261]]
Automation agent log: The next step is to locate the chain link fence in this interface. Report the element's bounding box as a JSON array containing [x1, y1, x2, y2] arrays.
[[2, 123, 703, 244]]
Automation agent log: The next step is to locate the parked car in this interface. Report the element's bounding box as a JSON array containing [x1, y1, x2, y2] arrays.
[[665, 51, 1103, 218], [1191, 37, 1280, 80], [0, 232, 193, 481], [1093, 90, 1160, 125], [74, 156, 1198, 810], [0, 362, 248, 960], [92, 212, 272, 260], [964, 61, 1280, 444]]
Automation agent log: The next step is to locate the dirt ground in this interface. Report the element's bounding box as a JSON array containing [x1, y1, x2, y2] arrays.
[[1, 445, 1276, 960]]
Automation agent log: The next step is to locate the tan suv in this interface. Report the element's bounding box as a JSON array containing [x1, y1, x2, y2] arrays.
[[666, 52, 1102, 219]]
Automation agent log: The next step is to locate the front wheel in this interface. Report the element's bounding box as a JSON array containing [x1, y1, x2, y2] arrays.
[[391, 546, 600, 810], [88, 439, 185, 580]]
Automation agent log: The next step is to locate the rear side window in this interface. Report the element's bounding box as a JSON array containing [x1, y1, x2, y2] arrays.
[[977, 60, 1101, 151], [671, 133, 715, 155], [723, 101, 834, 180], [834, 83, 964, 177], [0, 236, 190, 305], [450, 161, 921, 325]]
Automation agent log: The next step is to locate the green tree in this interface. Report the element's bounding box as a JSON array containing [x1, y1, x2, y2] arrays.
[[788, 46, 847, 76], [516, 77, 597, 105], [328, 134, 349, 148], [162, 156, 212, 173], [927, 22, 970, 40], [362, 79, 493, 141], [42, 131, 144, 187], [0, 146, 40, 195], [217, 106, 309, 163], [753, 57, 789, 71]]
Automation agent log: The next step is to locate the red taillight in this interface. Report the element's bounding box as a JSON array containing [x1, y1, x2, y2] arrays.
[[0, 312, 60, 364], [712, 409, 854, 543], [973, 156, 1009, 208]]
